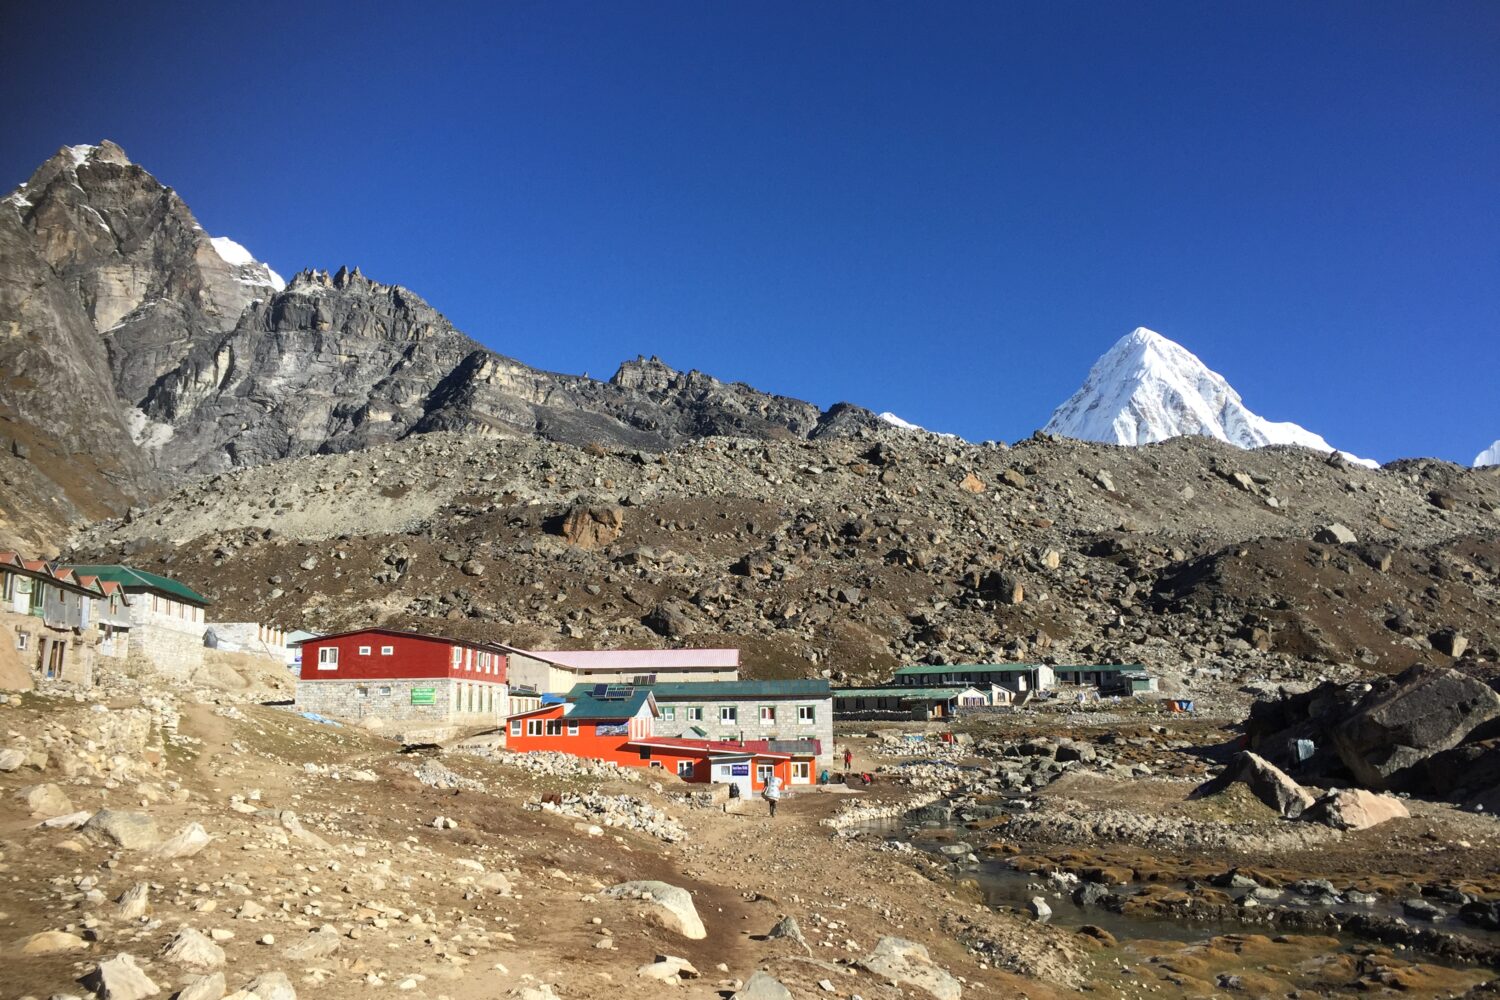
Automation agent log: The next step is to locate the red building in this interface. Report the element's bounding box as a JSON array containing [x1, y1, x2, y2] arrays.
[[506, 687, 819, 795], [294, 627, 509, 728]]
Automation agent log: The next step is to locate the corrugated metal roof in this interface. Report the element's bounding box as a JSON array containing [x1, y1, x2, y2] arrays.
[[565, 690, 655, 720], [894, 663, 1043, 676], [833, 686, 985, 699], [525, 648, 739, 670], [571, 679, 830, 700], [63, 564, 212, 605]]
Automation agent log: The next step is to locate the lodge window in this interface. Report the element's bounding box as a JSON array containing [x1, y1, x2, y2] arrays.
[[526, 719, 543, 737], [546, 719, 564, 736], [683, 706, 703, 721], [567, 721, 579, 736], [639, 748, 651, 760], [509, 720, 522, 736], [317, 647, 338, 670], [356, 686, 369, 698], [16, 631, 28, 651], [797, 705, 815, 723], [719, 706, 737, 723], [791, 762, 810, 781], [0, 573, 12, 601], [676, 760, 694, 778], [755, 763, 773, 784], [378, 686, 391, 696], [661, 706, 675, 721], [358, 645, 371, 655], [760, 706, 775, 724]]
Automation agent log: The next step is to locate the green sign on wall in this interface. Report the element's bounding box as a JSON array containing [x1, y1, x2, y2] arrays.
[[410, 687, 436, 706]]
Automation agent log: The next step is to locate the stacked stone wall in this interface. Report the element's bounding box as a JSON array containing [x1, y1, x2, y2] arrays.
[[296, 677, 508, 726]]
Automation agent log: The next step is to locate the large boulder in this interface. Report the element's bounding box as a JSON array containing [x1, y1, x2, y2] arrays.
[[161, 927, 225, 970], [859, 936, 962, 1000], [85, 953, 160, 999], [558, 504, 624, 550], [19, 782, 74, 817], [84, 809, 161, 849], [1194, 751, 1315, 819], [601, 881, 706, 939], [1305, 788, 1410, 830], [732, 972, 794, 1000], [1331, 666, 1500, 790], [155, 822, 212, 859]]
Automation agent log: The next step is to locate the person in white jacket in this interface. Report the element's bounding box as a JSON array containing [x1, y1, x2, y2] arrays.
[[763, 773, 783, 818]]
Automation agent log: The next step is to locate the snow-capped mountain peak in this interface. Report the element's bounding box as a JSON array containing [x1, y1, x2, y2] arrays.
[[1044, 327, 1376, 467], [1475, 440, 1500, 468], [209, 236, 285, 291]]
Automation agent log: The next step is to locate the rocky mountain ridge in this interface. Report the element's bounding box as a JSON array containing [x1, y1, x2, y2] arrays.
[[71, 427, 1500, 690], [0, 141, 881, 552]]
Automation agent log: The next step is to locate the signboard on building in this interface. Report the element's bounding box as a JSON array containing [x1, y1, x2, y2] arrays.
[[410, 688, 436, 706], [597, 722, 629, 736], [731, 763, 750, 776]]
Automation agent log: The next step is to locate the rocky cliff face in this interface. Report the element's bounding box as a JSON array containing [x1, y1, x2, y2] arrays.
[[0, 141, 879, 548]]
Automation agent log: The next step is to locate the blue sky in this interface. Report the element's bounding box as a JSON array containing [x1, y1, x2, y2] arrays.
[[4, 2, 1497, 462]]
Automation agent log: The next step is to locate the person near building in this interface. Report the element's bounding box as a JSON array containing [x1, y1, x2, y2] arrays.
[[842, 747, 853, 772], [763, 773, 782, 818]]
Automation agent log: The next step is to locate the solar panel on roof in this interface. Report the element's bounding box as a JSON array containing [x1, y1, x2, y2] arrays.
[[598, 685, 634, 700], [592, 683, 609, 698]]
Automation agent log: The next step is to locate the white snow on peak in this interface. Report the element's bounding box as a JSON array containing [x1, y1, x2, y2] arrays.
[[1475, 440, 1500, 468], [1044, 327, 1377, 467], [210, 236, 256, 265], [878, 412, 923, 431], [66, 144, 97, 167], [210, 236, 286, 291], [877, 411, 957, 439]]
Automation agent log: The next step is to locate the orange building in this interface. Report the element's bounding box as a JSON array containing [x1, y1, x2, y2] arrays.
[[506, 686, 819, 796]]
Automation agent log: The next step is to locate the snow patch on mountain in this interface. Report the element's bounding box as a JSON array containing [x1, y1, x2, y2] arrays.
[[210, 236, 286, 291], [1045, 327, 1377, 467], [1475, 440, 1500, 468], [878, 411, 956, 439]]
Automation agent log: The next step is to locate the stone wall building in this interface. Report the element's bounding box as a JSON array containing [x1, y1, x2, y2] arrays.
[[206, 622, 290, 664], [64, 565, 212, 679], [0, 553, 130, 688], [294, 627, 510, 733]]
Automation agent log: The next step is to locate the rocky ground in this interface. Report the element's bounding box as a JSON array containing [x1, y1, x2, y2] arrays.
[[69, 429, 1500, 696], [4, 674, 1499, 1000]]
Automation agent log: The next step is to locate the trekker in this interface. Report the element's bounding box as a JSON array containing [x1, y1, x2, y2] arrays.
[[763, 773, 782, 818], [842, 747, 853, 772]]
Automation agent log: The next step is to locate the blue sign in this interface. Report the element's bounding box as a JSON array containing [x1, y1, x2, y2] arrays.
[[730, 763, 750, 776]]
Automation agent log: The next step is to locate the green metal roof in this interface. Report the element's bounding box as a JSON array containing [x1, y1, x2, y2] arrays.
[[63, 565, 211, 606], [834, 686, 981, 700], [569, 679, 830, 700], [566, 690, 654, 720], [895, 663, 1041, 675]]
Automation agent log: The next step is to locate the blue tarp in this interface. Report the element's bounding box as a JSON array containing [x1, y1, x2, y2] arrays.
[[300, 712, 343, 727]]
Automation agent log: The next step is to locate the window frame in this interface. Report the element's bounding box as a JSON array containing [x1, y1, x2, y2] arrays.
[[797, 704, 816, 723], [567, 720, 579, 736], [676, 760, 695, 778], [509, 719, 522, 737], [661, 706, 675, 722], [317, 647, 339, 670], [719, 705, 737, 724], [525, 719, 544, 737], [760, 705, 776, 724], [358, 645, 371, 656]]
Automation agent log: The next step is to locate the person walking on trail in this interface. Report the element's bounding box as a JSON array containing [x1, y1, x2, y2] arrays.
[[763, 773, 782, 818], [843, 748, 853, 772]]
